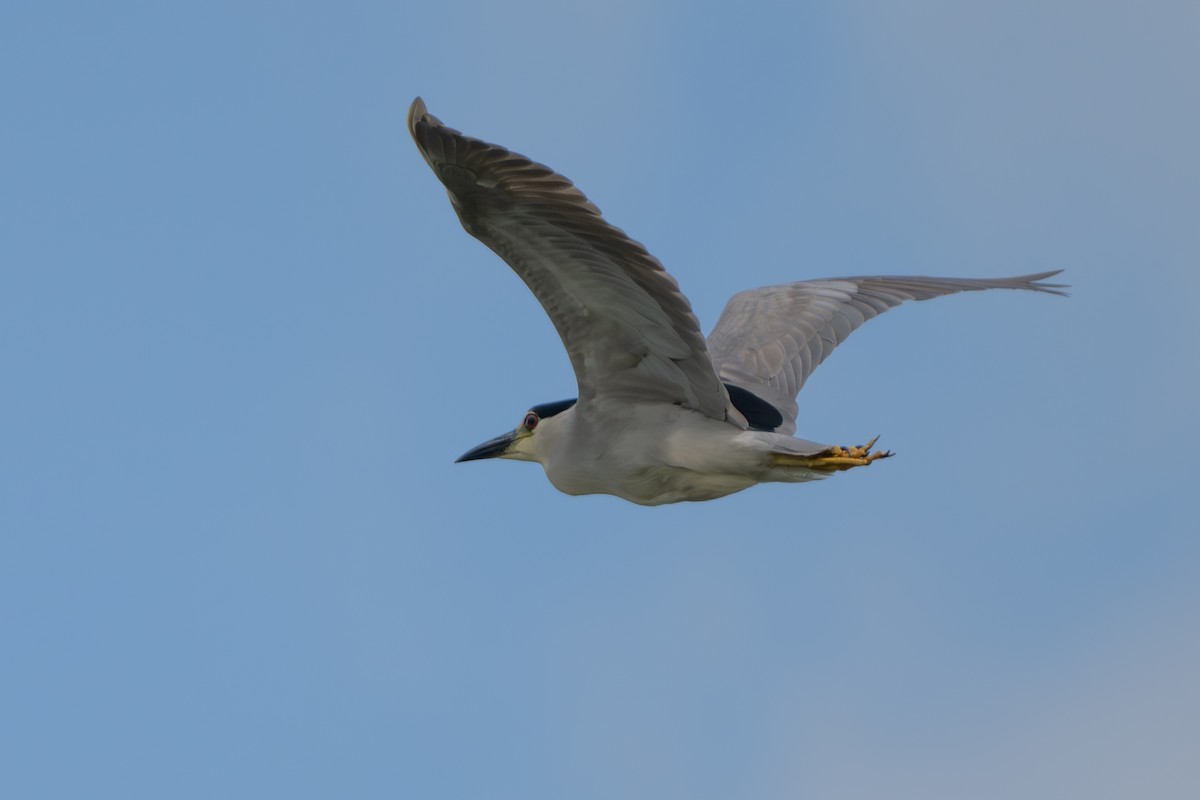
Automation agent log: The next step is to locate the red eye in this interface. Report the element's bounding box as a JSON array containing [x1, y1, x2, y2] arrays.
[[523, 412, 539, 430]]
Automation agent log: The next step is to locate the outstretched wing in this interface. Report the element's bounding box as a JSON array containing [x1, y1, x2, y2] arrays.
[[706, 272, 1067, 434], [408, 98, 732, 422]]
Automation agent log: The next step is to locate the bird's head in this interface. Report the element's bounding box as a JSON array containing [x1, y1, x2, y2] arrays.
[[455, 398, 577, 465]]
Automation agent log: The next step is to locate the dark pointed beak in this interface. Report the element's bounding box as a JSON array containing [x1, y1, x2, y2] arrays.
[[455, 430, 517, 463]]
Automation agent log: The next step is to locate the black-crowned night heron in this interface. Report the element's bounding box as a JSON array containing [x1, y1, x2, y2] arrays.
[[408, 98, 1065, 505]]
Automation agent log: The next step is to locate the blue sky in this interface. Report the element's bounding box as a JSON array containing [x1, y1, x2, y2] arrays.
[[2, 1, 1198, 798]]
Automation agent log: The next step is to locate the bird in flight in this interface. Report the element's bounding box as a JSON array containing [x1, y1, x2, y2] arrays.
[[408, 98, 1065, 505]]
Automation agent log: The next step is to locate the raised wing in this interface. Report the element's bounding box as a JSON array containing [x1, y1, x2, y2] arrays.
[[706, 272, 1067, 434], [408, 98, 732, 421]]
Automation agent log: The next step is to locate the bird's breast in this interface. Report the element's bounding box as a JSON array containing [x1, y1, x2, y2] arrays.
[[540, 406, 767, 505]]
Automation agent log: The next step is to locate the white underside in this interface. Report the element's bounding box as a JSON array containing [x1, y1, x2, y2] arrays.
[[517, 403, 833, 506]]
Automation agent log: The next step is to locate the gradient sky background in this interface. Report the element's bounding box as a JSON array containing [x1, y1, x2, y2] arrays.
[[3, 1, 1198, 798]]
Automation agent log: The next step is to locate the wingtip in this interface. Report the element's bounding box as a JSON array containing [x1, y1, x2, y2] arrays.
[[407, 96, 427, 137], [1028, 269, 1071, 297]]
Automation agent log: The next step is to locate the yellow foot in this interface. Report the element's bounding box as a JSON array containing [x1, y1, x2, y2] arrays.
[[770, 436, 894, 473]]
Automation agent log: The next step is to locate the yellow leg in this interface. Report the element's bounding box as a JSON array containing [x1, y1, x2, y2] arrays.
[[770, 436, 893, 473]]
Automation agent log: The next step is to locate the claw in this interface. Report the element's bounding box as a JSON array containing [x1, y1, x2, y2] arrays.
[[844, 435, 881, 458]]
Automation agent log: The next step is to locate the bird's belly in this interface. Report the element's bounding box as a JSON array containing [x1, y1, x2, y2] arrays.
[[542, 425, 767, 505], [546, 461, 758, 506]]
